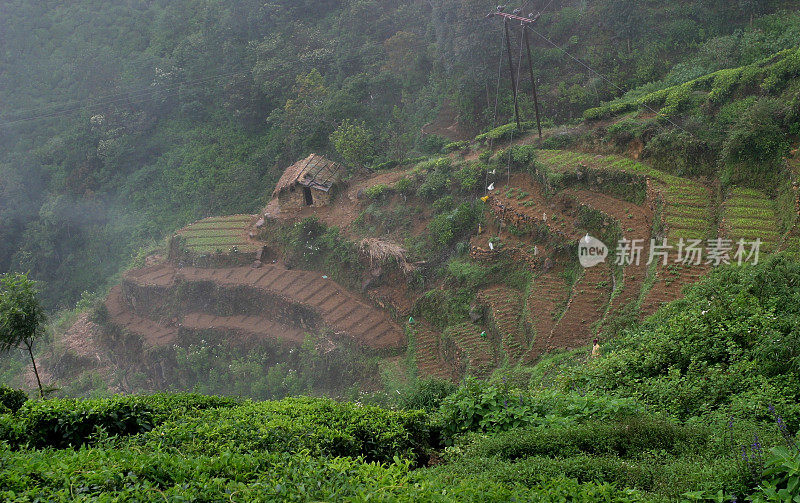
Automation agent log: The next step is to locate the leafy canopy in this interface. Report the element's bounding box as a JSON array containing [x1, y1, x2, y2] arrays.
[[0, 273, 46, 353]]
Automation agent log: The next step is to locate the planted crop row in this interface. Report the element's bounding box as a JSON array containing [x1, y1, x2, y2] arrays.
[[721, 189, 779, 254], [723, 216, 777, 232], [665, 206, 714, 219], [725, 197, 777, 210], [723, 227, 780, 242], [175, 215, 259, 254], [724, 206, 777, 221], [195, 215, 253, 224], [729, 187, 768, 199], [665, 215, 712, 231], [179, 228, 248, 238], [667, 228, 709, 241]]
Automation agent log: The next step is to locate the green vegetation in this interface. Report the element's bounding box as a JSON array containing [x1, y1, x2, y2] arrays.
[[330, 119, 377, 169], [4, 0, 790, 310], [4, 1, 800, 501], [1, 258, 799, 500], [0, 273, 47, 397]]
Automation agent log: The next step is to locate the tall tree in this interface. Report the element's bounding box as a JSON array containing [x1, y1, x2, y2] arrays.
[[0, 273, 47, 397]]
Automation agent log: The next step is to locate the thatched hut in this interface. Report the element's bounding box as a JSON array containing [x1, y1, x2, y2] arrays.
[[272, 154, 343, 211]]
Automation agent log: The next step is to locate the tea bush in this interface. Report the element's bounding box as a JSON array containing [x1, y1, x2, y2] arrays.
[[465, 417, 709, 460], [130, 397, 432, 465], [436, 378, 641, 442], [396, 378, 458, 413], [565, 256, 800, 428], [0, 441, 648, 502], [474, 122, 535, 143], [0, 386, 27, 413], [12, 393, 239, 449]]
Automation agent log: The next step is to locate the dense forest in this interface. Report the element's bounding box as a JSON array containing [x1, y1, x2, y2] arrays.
[[3, 1, 800, 501], [1, 0, 794, 309]]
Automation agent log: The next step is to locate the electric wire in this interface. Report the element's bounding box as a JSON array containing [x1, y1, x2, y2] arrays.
[[522, 23, 693, 136]]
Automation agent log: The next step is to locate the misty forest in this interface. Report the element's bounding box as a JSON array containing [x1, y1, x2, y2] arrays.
[[1, 0, 800, 501]]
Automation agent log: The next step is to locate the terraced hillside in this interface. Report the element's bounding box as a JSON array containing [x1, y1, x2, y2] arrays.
[[779, 152, 800, 259], [442, 322, 495, 378], [721, 187, 780, 255], [410, 322, 456, 381], [479, 287, 528, 364], [94, 145, 791, 384], [176, 215, 261, 254], [106, 262, 405, 353], [524, 269, 571, 363]]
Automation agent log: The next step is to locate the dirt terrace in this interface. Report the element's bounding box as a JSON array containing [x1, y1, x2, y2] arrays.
[[110, 263, 405, 351]]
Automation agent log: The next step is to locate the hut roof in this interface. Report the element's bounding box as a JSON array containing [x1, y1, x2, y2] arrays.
[[272, 154, 343, 197]]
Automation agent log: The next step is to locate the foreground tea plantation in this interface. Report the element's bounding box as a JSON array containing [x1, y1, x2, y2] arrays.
[[2, 258, 800, 502]]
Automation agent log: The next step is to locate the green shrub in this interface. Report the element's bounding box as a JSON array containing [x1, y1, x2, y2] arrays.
[[0, 440, 647, 501], [21, 398, 154, 449], [417, 170, 450, 201], [436, 378, 641, 443], [432, 195, 454, 213], [0, 413, 22, 446], [444, 140, 470, 153], [374, 159, 399, 171], [606, 119, 644, 146], [474, 122, 534, 143], [750, 444, 800, 501], [393, 177, 413, 196], [566, 256, 800, 428], [0, 386, 27, 413], [17, 393, 239, 449], [762, 47, 800, 93], [364, 183, 392, 200], [466, 417, 709, 460], [540, 131, 576, 149], [133, 397, 431, 465], [453, 162, 484, 192], [427, 202, 483, 249], [721, 97, 789, 188], [418, 134, 448, 154], [397, 379, 458, 413]]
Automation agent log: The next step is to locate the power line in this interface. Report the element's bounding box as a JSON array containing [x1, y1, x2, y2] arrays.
[[522, 23, 693, 136]]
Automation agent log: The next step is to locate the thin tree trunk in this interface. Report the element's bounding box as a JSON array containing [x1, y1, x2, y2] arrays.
[[24, 340, 43, 398]]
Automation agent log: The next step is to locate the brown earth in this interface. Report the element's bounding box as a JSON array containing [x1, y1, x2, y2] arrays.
[[411, 321, 455, 380], [563, 188, 653, 319], [548, 263, 612, 352], [478, 286, 528, 364], [114, 263, 405, 351]]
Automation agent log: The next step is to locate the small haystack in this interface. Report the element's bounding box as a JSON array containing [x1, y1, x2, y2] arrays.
[[359, 238, 413, 274]]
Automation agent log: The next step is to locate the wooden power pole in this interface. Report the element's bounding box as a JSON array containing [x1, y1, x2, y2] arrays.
[[488, 10, 543, 138], [503, 19, 522, 131], [522, 27, 543, 139]]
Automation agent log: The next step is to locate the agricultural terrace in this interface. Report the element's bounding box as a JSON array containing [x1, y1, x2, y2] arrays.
[[536, 150, 715, 242], [176, 215, 260, 254], [722, 187, 780, 254], [583, 46, 800, 121]]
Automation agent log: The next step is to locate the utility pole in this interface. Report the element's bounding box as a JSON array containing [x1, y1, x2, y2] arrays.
[[503, 19, 522, 131], [523, 27, 542, 139], [487, 9, 543, 137]]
